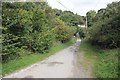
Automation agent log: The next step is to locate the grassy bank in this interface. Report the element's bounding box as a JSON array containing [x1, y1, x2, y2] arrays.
[[0, 63, 1, 77], [2, 37, 76, 76], [79, 40, 119, 78]]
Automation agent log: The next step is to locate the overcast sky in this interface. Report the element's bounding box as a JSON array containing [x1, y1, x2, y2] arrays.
[[47, 0, 119, 16]]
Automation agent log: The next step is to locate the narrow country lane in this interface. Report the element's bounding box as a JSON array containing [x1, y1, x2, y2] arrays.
[[4, 41, 81, 78]]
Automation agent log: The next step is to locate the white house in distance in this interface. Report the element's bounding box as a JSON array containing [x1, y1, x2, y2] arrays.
[[78, 24, 86, 28]]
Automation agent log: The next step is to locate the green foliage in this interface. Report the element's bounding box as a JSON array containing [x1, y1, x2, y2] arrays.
[[30, 5, 53, 53], [80, 40, 119, 78], [86, 10, 96, 27], [88, 2, 120, 48], [2, 37, 76, 76], [2, 2, 54, 63], [55, 18, 76, 43], [2, 2, 77, 63], [55, 10, 84, 26], [76, 27, 86, 39], [83, 2, 120, 78], [95, 49, 118, 78], [53, 9, 62, 16], [2, 2, 34, 61]]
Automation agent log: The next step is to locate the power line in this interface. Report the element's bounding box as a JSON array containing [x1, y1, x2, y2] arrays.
[[55, 0, 70, 11], [55, 0, 82, 15]]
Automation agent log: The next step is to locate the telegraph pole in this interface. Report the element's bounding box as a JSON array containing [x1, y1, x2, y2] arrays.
[[85, 15, 88, 36], [86, 15, 87, 29]]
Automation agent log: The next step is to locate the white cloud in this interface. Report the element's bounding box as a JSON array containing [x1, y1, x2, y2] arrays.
[[47, 0, 120, 16]]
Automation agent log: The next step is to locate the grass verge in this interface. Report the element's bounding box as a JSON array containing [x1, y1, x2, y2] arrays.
[[79, 40, 119, 78], [79, 40, 98, 77], [2, 37, 76, 76], [0, 63, 1, 77]]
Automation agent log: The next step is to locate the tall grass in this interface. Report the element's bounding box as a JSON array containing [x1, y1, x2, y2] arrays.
[[95, 49, 118, 78], [80, 40, 119, 78]]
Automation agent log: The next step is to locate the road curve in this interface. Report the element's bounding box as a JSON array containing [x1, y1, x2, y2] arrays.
[[4, 41, 81, 78]]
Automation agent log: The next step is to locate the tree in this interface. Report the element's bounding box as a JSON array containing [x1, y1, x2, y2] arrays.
[[2, 2, 77, 63], [86, 10, 96, 27], [88, 2, 120, 48], [59, 11, 84, 26]]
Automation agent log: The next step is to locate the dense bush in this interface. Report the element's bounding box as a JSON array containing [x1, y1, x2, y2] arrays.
[[95, 49, 118, 78], [88, 2, 120, 48], [2, 2, 77, 63], [86, 10, 96, 27], [55, 18, 76, 43], [76, 27, 86, 39], [60, 11, 84, 26]]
